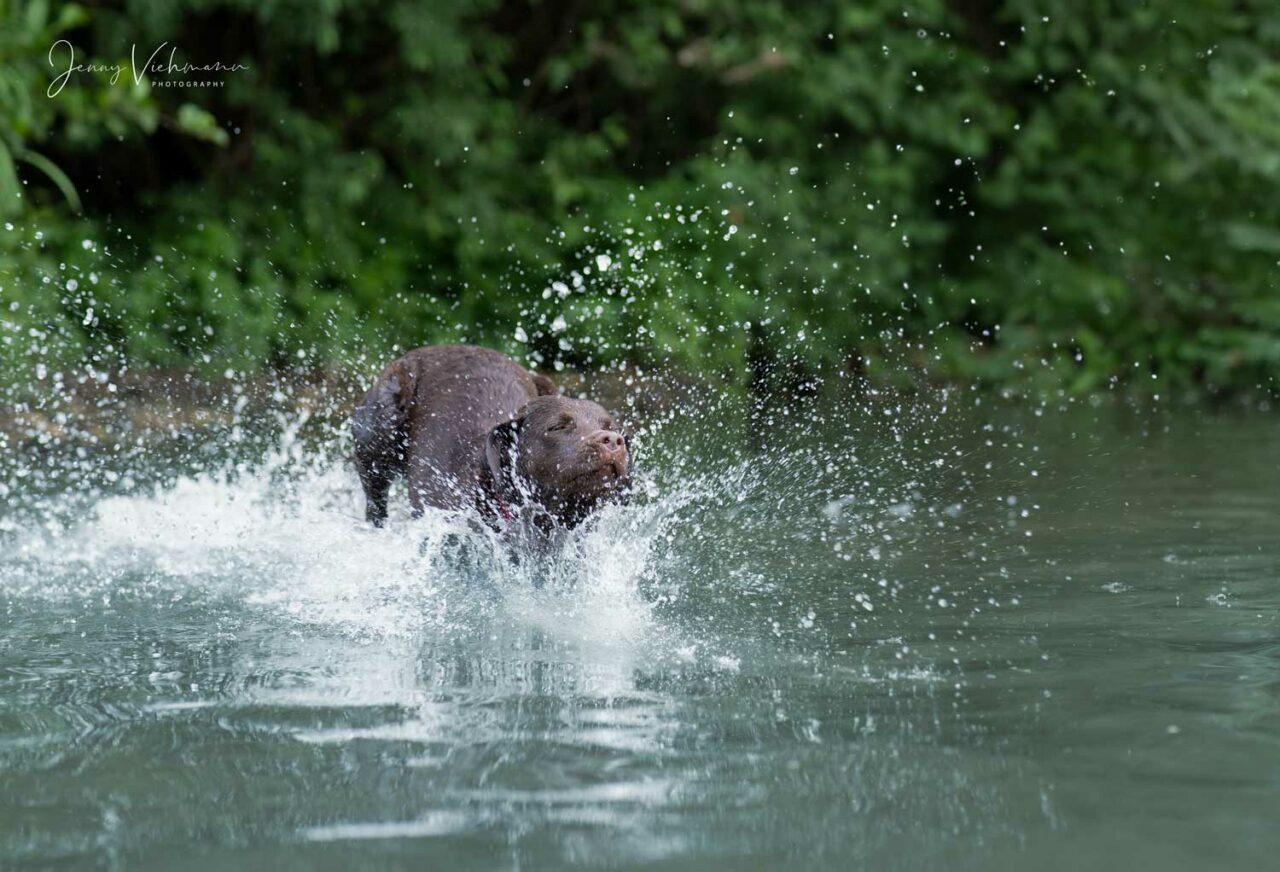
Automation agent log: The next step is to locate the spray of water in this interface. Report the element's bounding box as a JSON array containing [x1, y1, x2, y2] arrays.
[[2, 373, 1014, 676]]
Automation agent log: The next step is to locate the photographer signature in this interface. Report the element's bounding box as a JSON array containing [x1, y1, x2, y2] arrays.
[[48, 39, 248, 97]]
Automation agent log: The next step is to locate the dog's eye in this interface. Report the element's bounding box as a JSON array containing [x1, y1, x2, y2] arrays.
[[546, 417, 575, 433]]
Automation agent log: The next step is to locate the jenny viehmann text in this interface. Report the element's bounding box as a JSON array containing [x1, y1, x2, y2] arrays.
[[47, 39, 248, 97]]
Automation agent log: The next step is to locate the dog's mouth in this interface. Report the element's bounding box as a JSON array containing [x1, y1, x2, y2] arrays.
[[569, 460, 629, 490]]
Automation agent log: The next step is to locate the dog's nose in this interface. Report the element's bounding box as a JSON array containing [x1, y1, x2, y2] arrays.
[[589, 430, 629, 471]]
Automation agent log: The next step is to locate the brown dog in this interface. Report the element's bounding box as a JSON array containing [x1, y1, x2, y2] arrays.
[[351, 345, 631, 528]]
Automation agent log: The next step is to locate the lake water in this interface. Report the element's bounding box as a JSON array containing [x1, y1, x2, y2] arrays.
[[1, 389, 1277, 870]]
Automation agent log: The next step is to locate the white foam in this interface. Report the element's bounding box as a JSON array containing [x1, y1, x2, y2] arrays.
[[300, 812, 474, 842], [1, 419, 776, 711], [3, 430, 716, 647]]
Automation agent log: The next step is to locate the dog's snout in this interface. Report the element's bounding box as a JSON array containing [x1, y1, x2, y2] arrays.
[[589, 429, 629, 469]]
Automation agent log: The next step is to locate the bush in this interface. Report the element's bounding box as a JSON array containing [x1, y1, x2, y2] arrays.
[[2, 0, 1278, 394]]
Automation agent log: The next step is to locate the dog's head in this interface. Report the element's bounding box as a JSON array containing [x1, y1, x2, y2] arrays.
[[480, 395, 632, 527]]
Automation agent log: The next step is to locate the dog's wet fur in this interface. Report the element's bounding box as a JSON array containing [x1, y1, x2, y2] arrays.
[[352, 345, 631, 531]]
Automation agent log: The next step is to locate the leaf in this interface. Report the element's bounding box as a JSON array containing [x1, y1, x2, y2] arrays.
[[51, 2, 89, 34], [0, 140, 21, 217], [23, 0, 49, 32], [14, 147, 81, 212], [1223, 221, 1280, 254], [175, 103, 230, 147]]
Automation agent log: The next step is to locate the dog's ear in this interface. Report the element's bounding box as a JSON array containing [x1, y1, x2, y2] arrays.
[[480, 414, 524, 501], [531, 372, 557, 397]]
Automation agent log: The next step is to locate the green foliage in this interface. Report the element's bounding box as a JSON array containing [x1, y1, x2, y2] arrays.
[[1, 0, 1278, 393]]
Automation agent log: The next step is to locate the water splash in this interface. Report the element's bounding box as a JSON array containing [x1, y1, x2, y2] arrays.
[[1, 381, 1017, 660]]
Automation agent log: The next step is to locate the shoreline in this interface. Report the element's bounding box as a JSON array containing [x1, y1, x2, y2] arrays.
[[2, 362, 1274, 455]]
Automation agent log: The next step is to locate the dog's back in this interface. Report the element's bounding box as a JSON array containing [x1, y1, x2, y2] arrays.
[[352, 345, 556, 523]]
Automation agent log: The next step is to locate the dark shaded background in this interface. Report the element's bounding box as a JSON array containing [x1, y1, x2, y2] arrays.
[[2, 0, 1278, 395]]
